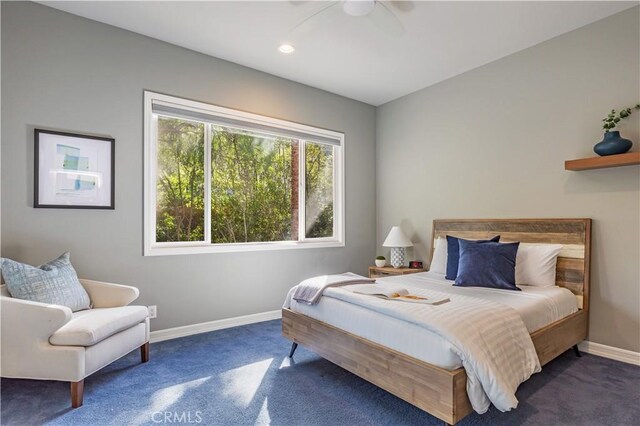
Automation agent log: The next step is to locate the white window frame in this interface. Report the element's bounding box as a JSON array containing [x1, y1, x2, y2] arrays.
[[144, 91, 345, 256]]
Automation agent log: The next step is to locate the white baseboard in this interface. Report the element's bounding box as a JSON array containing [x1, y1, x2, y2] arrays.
[[150, 314, 640, 367], [150, 309, 282, 343], [579, 341, 640, 366]]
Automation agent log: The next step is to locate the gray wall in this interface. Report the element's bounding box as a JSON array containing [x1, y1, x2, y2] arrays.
[[1, 2, 376, 331], [377, 7, 640, 352]]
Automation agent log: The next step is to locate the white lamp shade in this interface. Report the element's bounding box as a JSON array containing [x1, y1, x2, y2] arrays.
[[382, 226, 413, 248]]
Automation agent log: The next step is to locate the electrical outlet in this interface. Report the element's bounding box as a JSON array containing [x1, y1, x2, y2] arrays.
[[148, 305, 157, 319]]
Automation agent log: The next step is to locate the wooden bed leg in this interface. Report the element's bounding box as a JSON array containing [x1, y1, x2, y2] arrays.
[[71, 380, 84, 408], [572, 344, 582, 358], [141, 342, 150, 363], [289, 342, 298, 358]]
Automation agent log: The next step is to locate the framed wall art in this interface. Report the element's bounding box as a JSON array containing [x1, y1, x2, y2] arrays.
[[34, 129, 115, 209]]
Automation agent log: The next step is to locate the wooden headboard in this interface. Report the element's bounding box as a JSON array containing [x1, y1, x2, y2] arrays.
[[431, 219, 591, 311]]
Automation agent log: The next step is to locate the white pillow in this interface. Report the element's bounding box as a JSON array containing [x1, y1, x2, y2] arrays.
[[430, 237, 447, 274], [515, 243, 563, 287]]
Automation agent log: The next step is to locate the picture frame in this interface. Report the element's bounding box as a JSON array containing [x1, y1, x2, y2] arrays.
[[34, 129, 115, 209]]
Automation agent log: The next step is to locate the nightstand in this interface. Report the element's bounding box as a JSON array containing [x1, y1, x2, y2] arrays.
[[368, 266, 426, 279]]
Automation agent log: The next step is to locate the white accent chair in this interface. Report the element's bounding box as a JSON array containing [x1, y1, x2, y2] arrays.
[[1, 279, 150, 407]]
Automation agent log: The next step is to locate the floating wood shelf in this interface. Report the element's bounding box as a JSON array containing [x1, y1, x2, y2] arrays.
[[565, 152, 640, 171]]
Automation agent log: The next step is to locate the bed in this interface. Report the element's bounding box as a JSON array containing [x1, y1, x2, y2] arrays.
[[281, 219, 591, 425]]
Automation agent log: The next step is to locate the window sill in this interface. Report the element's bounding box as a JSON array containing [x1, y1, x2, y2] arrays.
[[144, 240, 345, 256]]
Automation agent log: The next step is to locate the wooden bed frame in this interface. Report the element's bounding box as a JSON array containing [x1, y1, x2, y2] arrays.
[[282, 219, 591, 425]]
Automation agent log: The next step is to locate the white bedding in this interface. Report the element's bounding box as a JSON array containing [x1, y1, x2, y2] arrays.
[[283, 271, 578, 413]]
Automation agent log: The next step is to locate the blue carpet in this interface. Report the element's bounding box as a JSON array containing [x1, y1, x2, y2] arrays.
[[1, 319, 638, 425]]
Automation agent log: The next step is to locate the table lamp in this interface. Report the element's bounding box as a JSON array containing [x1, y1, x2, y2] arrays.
[[383, 226, 413, 268]]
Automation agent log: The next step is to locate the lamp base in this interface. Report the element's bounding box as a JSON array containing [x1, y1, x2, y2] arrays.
[[390, 247, 405, 268]]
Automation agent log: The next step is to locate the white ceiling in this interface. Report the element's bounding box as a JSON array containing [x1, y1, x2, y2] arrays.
[[40, 1, 637, 106]]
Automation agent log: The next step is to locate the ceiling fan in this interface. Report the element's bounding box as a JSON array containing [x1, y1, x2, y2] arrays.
[[291, 1, 413, 36]]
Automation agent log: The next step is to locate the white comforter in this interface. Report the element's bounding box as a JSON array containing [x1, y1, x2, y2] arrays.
[[284, 278, 542, 414]]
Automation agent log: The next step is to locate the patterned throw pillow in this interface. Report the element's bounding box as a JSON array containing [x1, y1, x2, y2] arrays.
[[1, 252, 91, 312]]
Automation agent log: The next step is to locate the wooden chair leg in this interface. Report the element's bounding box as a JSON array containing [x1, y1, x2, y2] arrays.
[[141, 342, 150, 363], [71, 380, 84, 408]]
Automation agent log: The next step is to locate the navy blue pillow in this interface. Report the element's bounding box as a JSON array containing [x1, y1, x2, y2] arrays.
[[445, 235, 500, 280], [454, 240, 520, 291]]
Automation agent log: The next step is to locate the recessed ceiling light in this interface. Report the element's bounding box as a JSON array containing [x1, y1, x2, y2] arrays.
[[278, 44, 295, 54]]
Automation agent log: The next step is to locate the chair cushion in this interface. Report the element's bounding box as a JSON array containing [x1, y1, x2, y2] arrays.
[[49, 305, 148, 346], [1, 252, 91, 312]]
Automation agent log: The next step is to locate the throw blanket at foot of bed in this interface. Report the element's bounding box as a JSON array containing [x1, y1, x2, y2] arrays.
[[284, 281, 541, 414], [291, 273, 375, 305]]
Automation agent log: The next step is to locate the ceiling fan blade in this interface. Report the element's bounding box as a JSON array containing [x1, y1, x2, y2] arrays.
[[371, 1, 406, 36], [383, 1, 415, 14], [291, 2, 340, 33]]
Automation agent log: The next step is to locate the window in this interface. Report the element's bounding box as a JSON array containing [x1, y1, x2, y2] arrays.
[[144, 91, 344, 255]]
